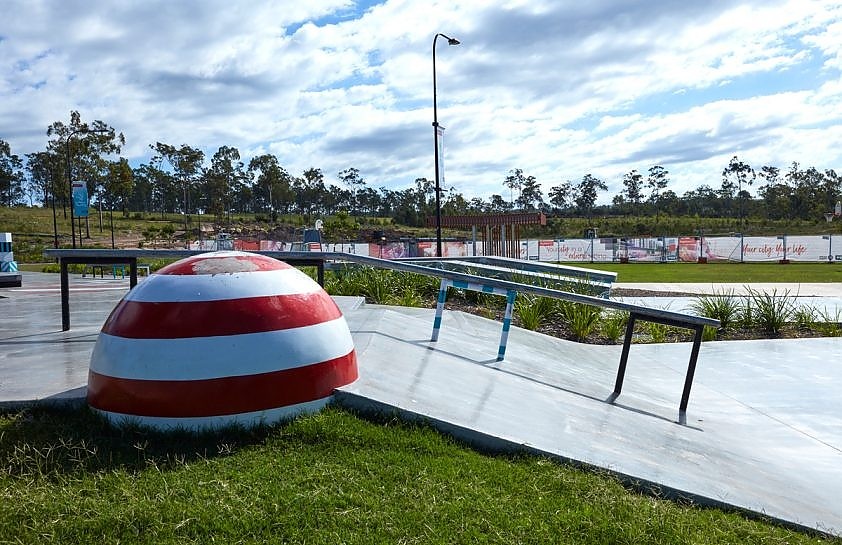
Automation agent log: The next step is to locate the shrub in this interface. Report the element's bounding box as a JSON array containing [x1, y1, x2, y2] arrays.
[[645, 321, 669, 343], [689, 289, 741, 331], [558, 301, 601, 341], [745, 287, 795, 335], [793, 305, 817, 331], [599, 311, 628, 343], [815, 307, 842, 337], [514, 294, 557, 331]]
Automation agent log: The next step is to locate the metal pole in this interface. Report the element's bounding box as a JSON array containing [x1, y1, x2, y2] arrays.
[[110, 202, 115, 249], [51, 184, 59, 249], [66, 135, 76, 249], [432, 33, 460, 258]]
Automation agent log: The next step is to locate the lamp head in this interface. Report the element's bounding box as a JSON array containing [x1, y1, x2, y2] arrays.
[[447, 37, 460, 46]]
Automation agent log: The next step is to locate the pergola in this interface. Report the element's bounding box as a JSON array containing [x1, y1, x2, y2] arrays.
[[427, 212, 547, 258]]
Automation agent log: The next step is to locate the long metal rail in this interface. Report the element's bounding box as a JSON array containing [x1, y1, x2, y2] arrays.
[[44, 249, 719, 414]]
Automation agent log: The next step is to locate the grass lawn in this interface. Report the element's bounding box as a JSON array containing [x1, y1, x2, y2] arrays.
[[0, 406, 833, 544], [579, 262, 842, 283]]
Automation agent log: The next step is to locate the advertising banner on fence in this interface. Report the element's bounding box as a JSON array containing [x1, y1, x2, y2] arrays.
[[197, 235, 842, 263]]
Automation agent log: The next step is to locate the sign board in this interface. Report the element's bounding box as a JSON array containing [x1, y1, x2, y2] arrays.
[[72, 181, 89, 218]]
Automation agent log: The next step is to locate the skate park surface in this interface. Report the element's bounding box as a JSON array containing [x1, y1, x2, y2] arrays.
[[1, 272, 840, 536]]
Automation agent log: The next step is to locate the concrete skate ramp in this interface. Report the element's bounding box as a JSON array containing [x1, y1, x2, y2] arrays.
[[339, 304, 842, 536]]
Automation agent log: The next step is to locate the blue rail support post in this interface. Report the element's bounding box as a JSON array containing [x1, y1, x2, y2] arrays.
[[431, 278, 518, 360]]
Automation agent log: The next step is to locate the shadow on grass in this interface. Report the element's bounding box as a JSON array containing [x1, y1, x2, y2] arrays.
[[0, 404, 276, 478]]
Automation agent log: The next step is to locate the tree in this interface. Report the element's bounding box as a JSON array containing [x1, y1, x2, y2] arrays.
[[25, 151, 62, 208], [105, 158, 134, 214], [46, 111, 125, 217], [574, 174, 607, 218], [757, 165, 788, 220], [0, 140, 25, 206], [150, 142, 204, 226], [204, 145, 246, 222], [294, 168, 325, 220], [516, 172, 543, 210], [503, 168, 525, 207], [548, 181, 573, 213], [646, 165, 669, 220], [721, 156, 755, 227], [488, 194, 510, 212], [338, 167, 366, 215], [248, 154, 294, 216], [621, 169, 644, 215]]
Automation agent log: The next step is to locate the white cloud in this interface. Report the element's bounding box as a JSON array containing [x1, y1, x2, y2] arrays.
[[0, 0, 840, 203]]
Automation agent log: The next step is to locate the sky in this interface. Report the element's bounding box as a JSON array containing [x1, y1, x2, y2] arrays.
[[1, 0, 841, 205]]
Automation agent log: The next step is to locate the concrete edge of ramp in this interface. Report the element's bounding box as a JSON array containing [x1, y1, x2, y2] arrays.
[[332, 389, 835, 539]]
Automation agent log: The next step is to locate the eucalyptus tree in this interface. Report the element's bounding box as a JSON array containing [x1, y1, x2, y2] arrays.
[[548, 181, 573, 214], [646, 165, 670, 220], [516, 173, 543, 210], [46, 111, 124, 216], [574, 174, 607, 218], [0, 140, 25, 206], [247, 154, 294, 216], [757, 165, 788, 219], [503, 168, 526, 207], [133, 163, 176, 217], [621, 169, 644, 215], [150, 142, 204, 226], [721, 156, 755, 227], [294, 168, 326, 220], [204, 145, 246, 221], [338, 167, 365, 215], [25, 151, 62, 207], [488, 194, 511, 212], [105, 158, 134, 214]]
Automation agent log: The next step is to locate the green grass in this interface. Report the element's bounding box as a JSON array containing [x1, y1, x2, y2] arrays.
[[580, 262, 842, 283], [0, 406, 833, 544]]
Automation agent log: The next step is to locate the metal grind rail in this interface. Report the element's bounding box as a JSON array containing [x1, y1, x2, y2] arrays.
[[44, 249, 719, 414]]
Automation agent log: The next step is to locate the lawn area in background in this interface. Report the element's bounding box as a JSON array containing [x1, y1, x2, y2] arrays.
[[0, 406, 833, 544], [579, 262, 842, 283]]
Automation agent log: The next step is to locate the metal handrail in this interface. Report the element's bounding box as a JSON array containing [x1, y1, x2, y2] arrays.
[[44, 248, 719, 414]]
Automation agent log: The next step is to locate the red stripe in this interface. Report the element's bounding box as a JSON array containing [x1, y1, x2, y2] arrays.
[[102, 292, 342, 338], [158, 254, 290, 275], [87, 351, 358, 417]]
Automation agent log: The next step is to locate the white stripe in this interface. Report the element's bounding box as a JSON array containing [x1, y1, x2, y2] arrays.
[[91, 317, 354, 380], [92, 397, 332, 431], [126, 268, 320, 302]]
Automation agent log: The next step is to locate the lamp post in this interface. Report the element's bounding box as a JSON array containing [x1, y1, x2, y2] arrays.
[[432, 32, 460, 258], [66, 128, 108, 248]]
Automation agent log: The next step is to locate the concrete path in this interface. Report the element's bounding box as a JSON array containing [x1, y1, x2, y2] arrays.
[[616, 282, 842, 297], [2, 272, 841, 536]]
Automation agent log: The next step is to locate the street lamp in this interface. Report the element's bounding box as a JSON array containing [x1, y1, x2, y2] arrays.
[[432, 32, 460, 258], [66, 128, 108, 248]]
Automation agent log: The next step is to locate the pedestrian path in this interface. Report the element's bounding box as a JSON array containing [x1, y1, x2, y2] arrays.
[[615, 282, 842, 297]]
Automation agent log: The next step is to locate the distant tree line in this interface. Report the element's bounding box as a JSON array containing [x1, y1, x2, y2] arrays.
[[1, 112, 839, 228]]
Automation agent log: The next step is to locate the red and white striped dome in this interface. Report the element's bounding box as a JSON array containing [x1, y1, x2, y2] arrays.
[[87, 251, 357, 430]]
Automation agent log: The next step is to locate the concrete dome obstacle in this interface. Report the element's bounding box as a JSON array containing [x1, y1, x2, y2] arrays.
[[87, 251, 358, 430]]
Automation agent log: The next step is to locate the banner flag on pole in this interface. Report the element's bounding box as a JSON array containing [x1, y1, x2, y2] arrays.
[[436, 125, 446, 188], [72, 181, 89, 218]]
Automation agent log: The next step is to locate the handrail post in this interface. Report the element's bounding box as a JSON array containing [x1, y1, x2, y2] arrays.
[[614, 313, 637, 396], [680, 325, 705, 413]]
